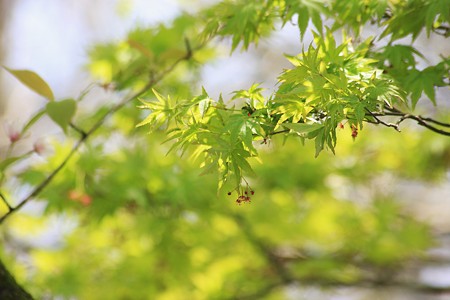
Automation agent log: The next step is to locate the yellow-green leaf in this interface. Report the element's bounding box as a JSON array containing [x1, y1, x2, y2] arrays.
[[3, 67, 54, 101]]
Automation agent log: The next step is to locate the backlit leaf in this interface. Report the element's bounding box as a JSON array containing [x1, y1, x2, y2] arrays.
[[3, 67, 54, 101]]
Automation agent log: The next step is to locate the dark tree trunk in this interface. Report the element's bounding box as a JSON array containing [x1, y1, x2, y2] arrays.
[[0, 259, 33, 300]]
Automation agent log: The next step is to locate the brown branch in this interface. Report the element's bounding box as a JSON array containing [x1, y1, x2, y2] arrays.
[[368, 106, 450, 136], [420, 116, 450, 128], [0, 47, 197, 225], [365, 108, 401, 132], [69, 122, 87, 138]]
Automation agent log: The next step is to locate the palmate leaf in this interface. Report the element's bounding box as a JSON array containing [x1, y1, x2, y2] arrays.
[[135, 9, 443, 198], [406, 66, 446, 108], [198, 99, 211, 118], [279, 0, 327, 38], [282, 123, 324, 135], [225, 114, 256, 151], [203, 0, 277, 52], [199, 160, 217, 176], [425, 0, 450, 36], [227, 114, 248, 145], [314, 127, 325, 157], [331, 0, 388, 35], [380, 45, 424, 69], [232, 83, 266, 108], [232, 150, 255, 177], [137, 89, 175, 129]]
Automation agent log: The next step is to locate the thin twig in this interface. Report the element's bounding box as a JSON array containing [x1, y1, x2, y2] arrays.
[[432, 24, 450, 37], [0, 137, 85, 224], [419, 116, 450, 128], [0, 192, 12, 211], [270, 129, 290, 136], [368, 106, 450, 136], [69, 122, 87, 138], [365, 108, 401, 132], [400, 114, 450, 136]]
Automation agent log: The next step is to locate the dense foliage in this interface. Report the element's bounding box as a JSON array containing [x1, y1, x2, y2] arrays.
[[1, 0, 449, 299]]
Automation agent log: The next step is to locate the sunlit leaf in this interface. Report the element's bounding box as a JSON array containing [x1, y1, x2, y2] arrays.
[[3, 67, 54, 101]]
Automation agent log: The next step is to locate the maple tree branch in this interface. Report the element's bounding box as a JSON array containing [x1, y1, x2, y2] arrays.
[[368, 106, 450, 136], [365, 108, 401, 132], [0, 46, 197, 225], [419, 117, 450, 128]]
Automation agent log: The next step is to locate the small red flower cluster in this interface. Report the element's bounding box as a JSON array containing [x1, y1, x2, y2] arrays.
[[229, 190, 254, 205], [236, 194, 251, 205]]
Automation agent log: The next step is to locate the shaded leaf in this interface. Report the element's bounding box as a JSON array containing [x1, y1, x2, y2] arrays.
[[46, 99, 77, 133]]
